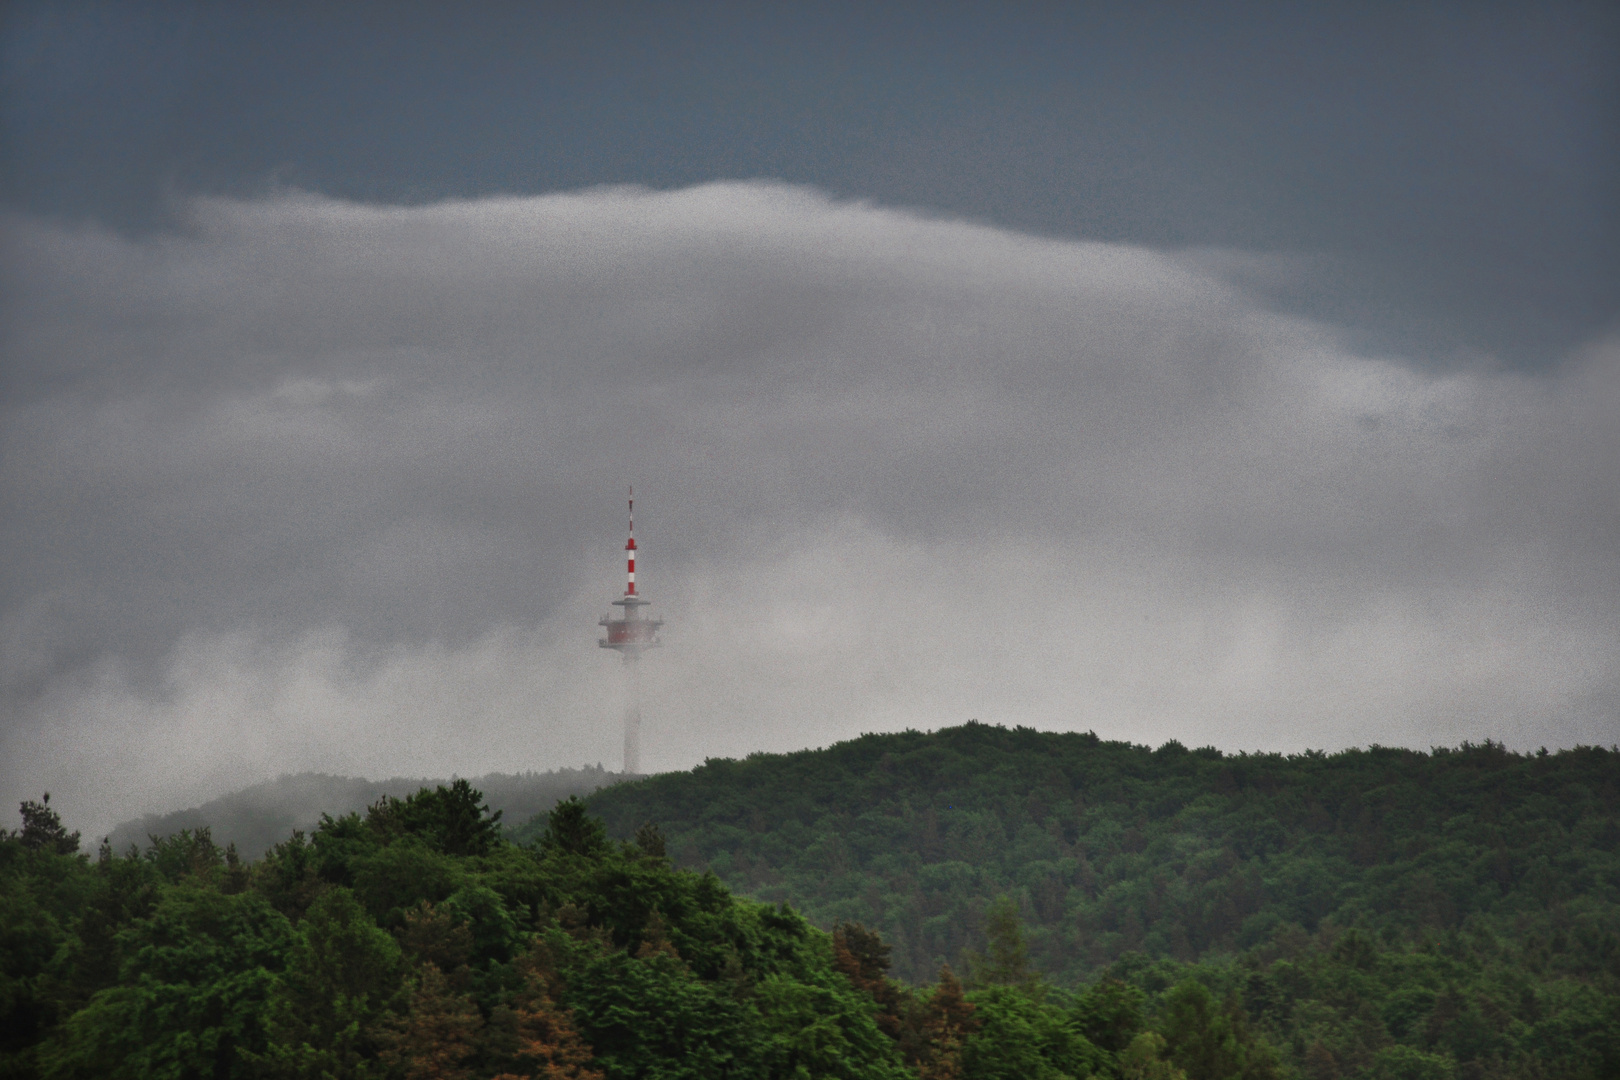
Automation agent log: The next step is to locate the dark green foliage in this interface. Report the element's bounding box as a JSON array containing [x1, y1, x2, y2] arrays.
[[1362, 1044, 1456, 1080], [634, 821, 667, 858], [543, 723, 1618, 1078], [964, 895, 1040, 993], [540, 796, 611, 858], [958, 985, 1106, 1079], [4, 728, 1618, 1080], [248, 886, 404, 1077], [1118, 1032, 1187, 1080], [1153, 980, 1278, 1080], [8, 794, 81, 855], [555, 929, 909, 1079], [144, 826, 225, 883], [40, 885, 293, 1079], [1, 784, 914, 1079], [366, 779, 504, 857], [1073, 979, 1145, 1054], [565, 725, 1619, 988], [1087, 921, 1620, 1079], [352, 839, 465, 926]]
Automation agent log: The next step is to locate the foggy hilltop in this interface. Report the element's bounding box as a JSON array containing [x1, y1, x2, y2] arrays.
[[103, 765, 631, 860]]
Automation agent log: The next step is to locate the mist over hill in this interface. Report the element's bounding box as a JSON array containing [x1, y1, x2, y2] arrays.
[[106, 766, 630, 859]]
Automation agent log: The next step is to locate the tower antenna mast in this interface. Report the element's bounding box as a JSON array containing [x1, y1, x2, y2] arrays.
[[598, 487, 663, 773]]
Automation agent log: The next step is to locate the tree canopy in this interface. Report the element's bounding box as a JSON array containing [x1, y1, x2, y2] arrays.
[[4, 725, 1617, 1078]]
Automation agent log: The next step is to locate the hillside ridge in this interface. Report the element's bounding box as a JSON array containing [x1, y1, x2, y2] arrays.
[[541, 722, 1619, 986], [108, 764, 631, 859]]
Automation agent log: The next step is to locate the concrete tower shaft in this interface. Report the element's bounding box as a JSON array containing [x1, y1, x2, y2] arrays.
[[598, 490, 662, 774]]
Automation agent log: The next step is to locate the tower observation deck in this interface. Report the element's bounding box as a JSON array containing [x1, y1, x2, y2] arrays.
[[599, 490, 662, 773]]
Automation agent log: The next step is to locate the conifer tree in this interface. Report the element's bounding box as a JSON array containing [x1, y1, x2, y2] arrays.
[[13, 793, 81, 854], [903, 964, 979, 1079], [486, 974, 603, 1080], [833, 922, 904, 1037], [1155, 981, 1278, 1080], [1121, 1032, 1190, 1080], [963, 895, 1039, 993], [378, 963, 482, 1080]]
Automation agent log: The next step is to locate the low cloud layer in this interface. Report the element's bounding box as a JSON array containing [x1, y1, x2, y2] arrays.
[[2, 183, 1615, 836]]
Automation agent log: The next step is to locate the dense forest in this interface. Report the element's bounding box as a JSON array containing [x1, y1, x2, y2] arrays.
[[560, 724, 1620, 1075], [561, 725, 1620, 983], [2, 724, 1617, 1078]]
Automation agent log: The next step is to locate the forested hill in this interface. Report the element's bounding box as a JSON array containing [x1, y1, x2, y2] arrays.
[[109, 766, 630, 859], [527, 723, 1620, 987], [5, 725, 1618, 1077]]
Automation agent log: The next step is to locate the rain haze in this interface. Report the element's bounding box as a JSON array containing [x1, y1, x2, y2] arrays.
[[2, 2, 1617, 838]]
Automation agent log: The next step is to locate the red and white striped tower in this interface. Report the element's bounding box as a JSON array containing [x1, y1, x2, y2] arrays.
[[599, 489, 662, 774]]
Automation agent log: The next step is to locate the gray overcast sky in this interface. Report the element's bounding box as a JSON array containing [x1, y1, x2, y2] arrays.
[[6, 0, 1617, 363], [2, 2, 1617, 834]]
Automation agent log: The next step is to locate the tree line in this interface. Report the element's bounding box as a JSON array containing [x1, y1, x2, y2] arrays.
[[2, 781, 1286, 1078], [560, 723, 1620, 1076], [3, 722, 1617, 1077]]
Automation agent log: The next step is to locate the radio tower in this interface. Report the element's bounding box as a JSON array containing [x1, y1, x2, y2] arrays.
[[599, 488, 662, 774]]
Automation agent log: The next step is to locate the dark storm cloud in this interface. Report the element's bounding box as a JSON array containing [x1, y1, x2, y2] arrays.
[[1, 184, 1615, 836], [3, 2, 1616, 365]]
